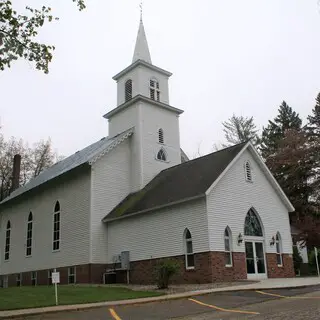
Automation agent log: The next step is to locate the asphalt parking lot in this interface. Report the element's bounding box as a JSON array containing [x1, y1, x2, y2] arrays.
[[19, 285, 320, 320]]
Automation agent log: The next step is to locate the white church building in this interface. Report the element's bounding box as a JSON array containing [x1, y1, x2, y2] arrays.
[[0, 17, 295, 287]]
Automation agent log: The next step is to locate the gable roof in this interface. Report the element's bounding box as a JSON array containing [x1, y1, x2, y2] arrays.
[[103, 142, 247, 222], [0, 128, 134, 206]]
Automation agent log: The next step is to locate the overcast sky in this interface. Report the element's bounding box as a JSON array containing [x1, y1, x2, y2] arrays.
[[1, 0, 319, 158]]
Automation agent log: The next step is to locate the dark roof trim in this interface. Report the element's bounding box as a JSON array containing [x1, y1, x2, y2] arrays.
[[103, 95, 184, 119], [112, 59, 172, 81], [102, 194, 205, 223]]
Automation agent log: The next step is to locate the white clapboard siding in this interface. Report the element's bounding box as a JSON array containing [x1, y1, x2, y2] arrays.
[[90, 139, 131, 263], [107, 199, 208, 263], [0, 170, 91, 275], [207, 148, 293, 254], [140, 103, 181, 188]]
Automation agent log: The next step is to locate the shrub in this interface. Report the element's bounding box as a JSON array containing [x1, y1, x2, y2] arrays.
[[155, 259, 180, 289]]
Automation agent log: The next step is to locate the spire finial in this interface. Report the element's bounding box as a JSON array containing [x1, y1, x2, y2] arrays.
[[140, 1, 143, 22]]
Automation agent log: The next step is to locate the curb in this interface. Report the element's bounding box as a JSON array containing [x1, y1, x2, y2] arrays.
[[1, 283, 320, 319]]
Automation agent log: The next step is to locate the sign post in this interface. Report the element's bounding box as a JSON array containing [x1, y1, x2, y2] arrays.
[[52, 269, 60, 306], [315, 247, 320, 277]]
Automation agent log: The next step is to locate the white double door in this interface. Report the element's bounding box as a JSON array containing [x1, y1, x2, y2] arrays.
[[245, 240, 267, 280]]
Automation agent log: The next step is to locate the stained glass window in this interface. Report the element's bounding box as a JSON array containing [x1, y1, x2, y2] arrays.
[[244, 209, 263, 236]]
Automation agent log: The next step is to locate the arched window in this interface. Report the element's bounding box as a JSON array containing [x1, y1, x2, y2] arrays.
[[156, 148, 167, 162], [149, 78, 160, 101], [224, 227, 232, 266], [276, 232, 283, 266], [244, 208, 263, 237], [184, 229, 195, 269], [26, 212, 33, 256], [53, 201, 60, 251], [4, 221, 11, 261], [245, 161, 253, 182], [158, 128, 164, 144], [125, 79, 132, 102]]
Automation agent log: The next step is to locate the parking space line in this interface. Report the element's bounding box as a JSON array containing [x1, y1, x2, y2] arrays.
[[256, 290, 287, 298], [188, 298, 260, 315], [109, 308, 122, 320], [256, 290, 320, 299]]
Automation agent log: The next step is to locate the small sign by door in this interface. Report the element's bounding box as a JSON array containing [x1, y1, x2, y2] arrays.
[[52, 272, 60, 284]]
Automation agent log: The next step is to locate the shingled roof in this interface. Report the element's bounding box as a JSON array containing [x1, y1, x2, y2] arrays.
[[0, 128, 134, 205], [103, 142, 247, 222]]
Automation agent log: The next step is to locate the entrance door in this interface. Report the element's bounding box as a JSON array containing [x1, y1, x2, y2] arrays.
[[245, 241, 267, 280]]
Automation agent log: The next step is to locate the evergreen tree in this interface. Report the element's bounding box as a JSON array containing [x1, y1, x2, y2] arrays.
[[260, 101, 302, 158], [307, 92, 320, 136], [222, 114, 260, 146]]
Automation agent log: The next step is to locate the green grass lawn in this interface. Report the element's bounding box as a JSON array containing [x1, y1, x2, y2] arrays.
[[0, 285, 163, 311]]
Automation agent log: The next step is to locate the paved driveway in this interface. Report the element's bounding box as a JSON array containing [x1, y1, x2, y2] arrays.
[[18, 285, 320, 320]]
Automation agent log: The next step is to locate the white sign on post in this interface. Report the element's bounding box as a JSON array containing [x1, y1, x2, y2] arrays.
[[52, 271, 60, 306], [52, 272, 60, 284]]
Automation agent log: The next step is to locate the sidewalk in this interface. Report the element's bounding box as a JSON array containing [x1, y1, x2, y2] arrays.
[[1, 277, 319, 319]]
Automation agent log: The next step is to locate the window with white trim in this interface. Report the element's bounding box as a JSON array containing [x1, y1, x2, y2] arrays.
[[68, 267, 76, 284], [149, 78, 160, 101], [156, 148, 167, 161], [224, 227, 233, 266], [276, 232, 283, 266], [53, 201, 60, 251], [4, 221, 11, 261], [245, 161, 253, 182], [31, 271, 37, 286], [26, 212, 33, 256], [184, 229, 195, 269], [125, 79, 132, 102], [158, 128, 164, 144], [16, 273, 22, 287]]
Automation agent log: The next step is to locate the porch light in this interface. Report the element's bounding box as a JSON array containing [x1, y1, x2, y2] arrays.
[[270, 236, 275, 246], [237, 233, 243, 245]]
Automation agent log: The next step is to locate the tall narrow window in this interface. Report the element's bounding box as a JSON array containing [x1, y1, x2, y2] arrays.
[[4, 221, 11, 261], [53, 201, 60, 251], [31, 271, 37, 286], [276, 232, 283, 266], [245, 161, 253, 182], [68, 267, 76, 284], [125, 79, 132, 102], [158, 128, 164, 144], [156, 148, 167, 161], [184, 229, 195, 269], [149, 79, 160, 101], [26, 212, 33, 256], [224, 227, 233, 267]]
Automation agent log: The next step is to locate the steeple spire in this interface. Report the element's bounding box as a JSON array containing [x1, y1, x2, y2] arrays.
[[132, 4, 152, 64]]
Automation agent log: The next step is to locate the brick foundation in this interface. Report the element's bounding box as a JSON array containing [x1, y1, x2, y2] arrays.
[[266, 253, 295, 278], [1, 251, 295, 287]]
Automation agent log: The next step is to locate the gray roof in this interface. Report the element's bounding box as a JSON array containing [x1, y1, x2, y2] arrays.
[[0, 128, 134, 205]]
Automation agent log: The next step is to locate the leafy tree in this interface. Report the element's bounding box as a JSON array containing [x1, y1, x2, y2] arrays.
[[222, 114, 260, 146], [0, 132, 60, 201], [0, 0, 85, 73], [260, 101, 302, 158]]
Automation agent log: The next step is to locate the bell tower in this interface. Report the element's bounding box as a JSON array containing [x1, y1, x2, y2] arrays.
[[104, 14, 183, 192]]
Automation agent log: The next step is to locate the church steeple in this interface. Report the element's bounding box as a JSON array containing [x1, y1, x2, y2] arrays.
[[132, 14, 152, 64]]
